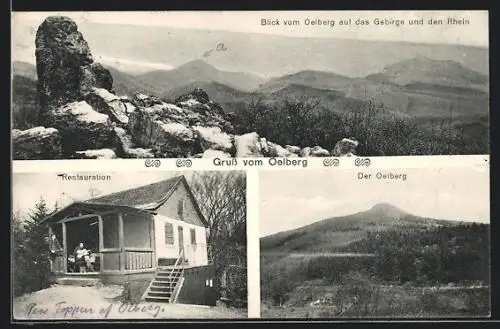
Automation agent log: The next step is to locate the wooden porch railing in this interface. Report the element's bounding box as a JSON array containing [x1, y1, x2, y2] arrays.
[[125, 249, 154, 270]]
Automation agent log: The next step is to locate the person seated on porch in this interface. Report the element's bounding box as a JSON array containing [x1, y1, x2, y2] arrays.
[[67, 255, 77, 273], [73, 242, 93, 272]]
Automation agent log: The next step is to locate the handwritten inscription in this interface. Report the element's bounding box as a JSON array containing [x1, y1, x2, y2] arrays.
[[203, 43, 228, 57], [25, 301, 165, 319]]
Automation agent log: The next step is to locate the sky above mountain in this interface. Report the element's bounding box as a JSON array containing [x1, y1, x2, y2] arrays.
[[259, 166, 490, 237], [12, 172, 195, 218], [12, 11, 489, 78], [12, 11, 488, 46]]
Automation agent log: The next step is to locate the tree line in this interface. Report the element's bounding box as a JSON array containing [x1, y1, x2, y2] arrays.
[[261, 222, 489, 306], [233, 96, 488, 155]]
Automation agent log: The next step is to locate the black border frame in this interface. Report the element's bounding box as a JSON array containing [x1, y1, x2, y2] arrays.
[[7, 0, 499, 327]]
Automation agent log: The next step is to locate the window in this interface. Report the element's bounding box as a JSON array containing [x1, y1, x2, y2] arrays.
[[177, 200, 184, 219], [190, 228, 196, 245], [164, 223, 174, 245]]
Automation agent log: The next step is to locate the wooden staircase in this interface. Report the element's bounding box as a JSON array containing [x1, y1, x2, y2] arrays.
[[143, 251, 185, 303]]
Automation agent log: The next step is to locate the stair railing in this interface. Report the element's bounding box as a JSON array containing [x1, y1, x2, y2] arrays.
[[168, 249, 184, 281]]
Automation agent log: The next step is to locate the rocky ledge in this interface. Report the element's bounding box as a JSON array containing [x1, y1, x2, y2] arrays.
[[13, 16, 359, 160]]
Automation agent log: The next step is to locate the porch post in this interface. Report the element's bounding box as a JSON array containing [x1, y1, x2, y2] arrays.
[[98, 216, 104, 271], [48, 226, 53, 272], [150, 215, 156, 270], [118, 212, 125, 272], [62, 222, 67, 273]]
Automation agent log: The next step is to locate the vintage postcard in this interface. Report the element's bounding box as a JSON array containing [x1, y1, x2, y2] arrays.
[[10, 9, 491, 324], [11, 10, 489, 160], [259, 166, 490, 318], [12, 170, 247, 320]]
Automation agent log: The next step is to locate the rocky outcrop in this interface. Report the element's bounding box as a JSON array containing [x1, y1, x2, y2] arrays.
[[84, 88, 131, 126], [12, 126, 63, 159], [193, 126, 233, 153], [44, 101, 118, 156], [13, 15, 360, 160], [114, 127, 155, 158], [234, 132, 263, 157], [331, 138, 360, 157], [35, 16, 113, 118], [200, 149, 232, 158], [75, 149, 118, 159]]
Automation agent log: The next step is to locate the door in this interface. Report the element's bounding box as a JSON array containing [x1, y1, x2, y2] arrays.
[[178, 226, 185, 261]]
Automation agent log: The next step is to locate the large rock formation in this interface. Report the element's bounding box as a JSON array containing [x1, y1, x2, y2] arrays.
[[35, 16, 114, 119], [13, 15, 359, 160]]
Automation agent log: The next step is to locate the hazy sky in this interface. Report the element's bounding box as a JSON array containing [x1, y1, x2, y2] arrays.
[[12, 171, 196, 218], [11, 11, 489, 77], [259, 167, 490, 237], [12, 11, 488, 47]]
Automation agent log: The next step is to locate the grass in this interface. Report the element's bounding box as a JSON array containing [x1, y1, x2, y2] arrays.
[[261, 275, 490, 319]]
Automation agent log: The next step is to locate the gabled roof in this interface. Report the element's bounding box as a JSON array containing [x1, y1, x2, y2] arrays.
[[42, 175, 209, 227], [40, 202, 155, 225], [88, 175, 208, 227], [88, 176, 183, 208]]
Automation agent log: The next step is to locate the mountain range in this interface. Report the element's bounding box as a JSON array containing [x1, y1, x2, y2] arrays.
[[11, 55, 489, 130], [12, 20, 489, 78], [260, 202, 467, 254]]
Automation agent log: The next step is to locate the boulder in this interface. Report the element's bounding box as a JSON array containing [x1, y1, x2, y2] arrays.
[[45, 101, 117, 156], [234, 132, 263, 157], [201, 149, 232, 158], [193, 125, 233, 152], [12, 126, 63, 160], [332, 137, 360, 156], [75, 149, 118, 159], [84, 88, 129, 125], [131, 93, 163, 108], [175, 88, 210, 104], [285, 145, 301, 155], [35, 16, 113, 117], [114, 127, 154, 158], [128, 108, 200, 157], [310, 145, 331, 157], [259, 138, 270, 155], [268, 142, 294, 157], [299, 147, 312, 157]]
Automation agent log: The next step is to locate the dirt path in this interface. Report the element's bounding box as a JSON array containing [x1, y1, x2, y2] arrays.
[[13, 285, 247, 320]]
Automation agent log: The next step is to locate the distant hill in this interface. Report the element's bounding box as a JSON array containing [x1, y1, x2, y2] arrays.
[[162, 80, 253, 103], [260, 203, 463, 254], [107, 66, 166, 97], [11, 56, 490, 126], [255, 57, 489, 117], [12, 61, 37, 80], [12, 74, 38, 129], [367, 55, 489, 92], [135, 59, 266, 93], [259, 70, 359, 94], [14, 20, 488, 78]]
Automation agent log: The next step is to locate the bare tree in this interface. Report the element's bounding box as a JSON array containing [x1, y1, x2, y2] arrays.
[[88, 185, 102, 198], [190, 171, 247, 303]]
